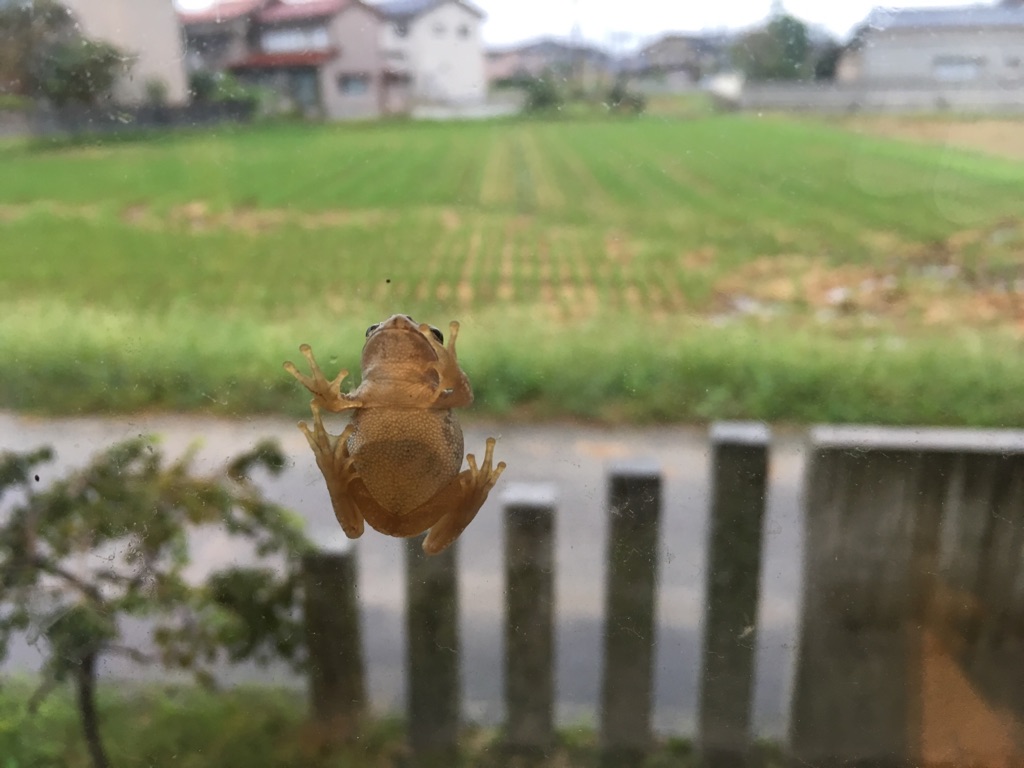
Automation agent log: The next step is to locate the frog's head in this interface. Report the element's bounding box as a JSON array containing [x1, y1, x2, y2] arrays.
[[361, 314, 445, 374]]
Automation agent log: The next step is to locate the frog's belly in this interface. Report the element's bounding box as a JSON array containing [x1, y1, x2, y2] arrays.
[[347, 408, 464, 514]]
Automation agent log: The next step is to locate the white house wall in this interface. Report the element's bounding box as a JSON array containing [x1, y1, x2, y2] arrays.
[[384, 1, 486, 105], [862, 28, 1024, 84], [320, 5, 386, 120], [62, 0, 189, 104]]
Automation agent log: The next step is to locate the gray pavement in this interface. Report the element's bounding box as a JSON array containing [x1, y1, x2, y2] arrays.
[[0, 411, 809, 737]]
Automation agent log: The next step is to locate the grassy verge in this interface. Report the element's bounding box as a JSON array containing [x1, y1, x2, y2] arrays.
[[1, 116, 1023, 425], [3, 299, 1021, 426], [0, 679, 784, 767]]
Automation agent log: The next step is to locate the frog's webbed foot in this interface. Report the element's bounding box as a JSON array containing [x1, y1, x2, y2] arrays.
[[298, 403, 364, 539], [284, 344, 361, 413], [422, 437, 506, 555], [421, 320, 472, 408]]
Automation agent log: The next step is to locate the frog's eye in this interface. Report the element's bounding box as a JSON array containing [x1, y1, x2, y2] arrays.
[[429, 326, 444, 344], [365, 323, 380, 338]]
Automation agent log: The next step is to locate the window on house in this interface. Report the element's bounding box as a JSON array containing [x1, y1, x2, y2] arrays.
[[262, 26, 329, 53], [933, 55, 986, 82], [337, 73, 370, 95], [457, 24, 470, 39], [394, 21, 409, 38]]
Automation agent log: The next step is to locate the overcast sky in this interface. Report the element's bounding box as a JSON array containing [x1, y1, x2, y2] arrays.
[[173, 0, 985, 47]]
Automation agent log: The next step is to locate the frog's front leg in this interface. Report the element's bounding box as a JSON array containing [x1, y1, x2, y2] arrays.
[[284, 344, 362, 413], [297, 403, 364, 539], [422, 321, 472, 408]]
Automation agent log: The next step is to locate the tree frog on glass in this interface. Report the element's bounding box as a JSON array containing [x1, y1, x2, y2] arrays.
[[284, 314, 506, 555]]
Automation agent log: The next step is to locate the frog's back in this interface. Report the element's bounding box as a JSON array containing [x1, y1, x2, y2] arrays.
[[347, 408, 464, 514]]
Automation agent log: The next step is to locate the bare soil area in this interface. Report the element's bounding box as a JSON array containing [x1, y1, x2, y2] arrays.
[[839, 116, 1024, 161]]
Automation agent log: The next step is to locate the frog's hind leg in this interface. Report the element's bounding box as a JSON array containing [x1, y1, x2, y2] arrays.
[[421, 437, 506, 555], [345, 437, 505, 554], [298, 404, 365, 539]]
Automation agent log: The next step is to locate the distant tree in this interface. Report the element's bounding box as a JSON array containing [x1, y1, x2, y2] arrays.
[[812, 38, 844, 80], [523, 74, 563, 112], [0, 0, 127, 104], [732, 13, 812, 81], [607, 79, 646, 114], [0, 0, 77, 94], [33, 39, 126, 106], [188, 69, 219, 102], [0, 438, 311, 768]]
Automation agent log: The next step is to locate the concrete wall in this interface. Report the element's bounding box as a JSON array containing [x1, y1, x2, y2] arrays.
[[62, 0, 189, 104], [738, 81, 1024, 114], [320, 5, 386, 120]]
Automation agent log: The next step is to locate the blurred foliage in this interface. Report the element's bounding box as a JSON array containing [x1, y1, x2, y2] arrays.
[[0, 93, 31, 111], [0, 0, 128, 105], [33, 39, 126, 106], [606, 80, 646, 114], [0, 438, 311, 766], [523, 74, 564, 113], [0, 678, 789, 767], [188, 70, 266, 111], [732, 13, 812, 81], [144, 78, 169, 107], [812, 39, 844, 80]]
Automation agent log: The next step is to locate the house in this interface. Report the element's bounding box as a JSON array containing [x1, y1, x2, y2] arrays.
[[60, 0, 188, 104], [179, 0, 265, 74], [179, 0, 408, 119], [375, 0, 486, 105], [631, 32, 731, 84], [844, 3, 1024, 85], [485, 38, 614, 89]]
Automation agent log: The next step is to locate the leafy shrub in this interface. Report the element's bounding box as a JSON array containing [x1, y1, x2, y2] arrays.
[[607, 80, 646, 114], [523, 75, 563, 113], [33, 39, 127, 106], [189, 70, 267, 112]]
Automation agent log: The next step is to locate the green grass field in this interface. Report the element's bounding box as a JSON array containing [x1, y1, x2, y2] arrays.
[[2, 115, 1023, 425], [0, 678, 781, 767]]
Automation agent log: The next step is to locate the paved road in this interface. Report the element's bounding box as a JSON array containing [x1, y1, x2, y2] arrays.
[[0, 411, 808, 737]]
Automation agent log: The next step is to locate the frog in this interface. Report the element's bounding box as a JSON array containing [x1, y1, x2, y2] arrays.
[[284, 314, 506, 555]]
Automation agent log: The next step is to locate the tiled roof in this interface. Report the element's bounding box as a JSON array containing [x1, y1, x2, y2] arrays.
[[229, 49, 339, 68], [373, 0, 484, 20], [258, 0, 350, 23], [867, 4, 1024, 30], [178, 0, 266, 25]]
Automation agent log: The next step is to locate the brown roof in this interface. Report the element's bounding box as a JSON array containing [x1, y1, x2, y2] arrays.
[[257, 0, 350, 23], [178, 0, 266, 25], [229, 49, 339, 68]]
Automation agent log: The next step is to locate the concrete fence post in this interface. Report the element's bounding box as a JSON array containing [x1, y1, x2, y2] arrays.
[[789, 427, 958, 767], [698, 422, 771, 768], [405, 537, 460, 767], [302, 549, 366, 740], [599, 459, 661, 768], [502, 483, 558, 762]]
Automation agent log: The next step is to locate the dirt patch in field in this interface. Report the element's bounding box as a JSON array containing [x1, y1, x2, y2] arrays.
[[840, 116, 1024, 161], [713, 246, 1024, 334], [115, 201, 396, 234]]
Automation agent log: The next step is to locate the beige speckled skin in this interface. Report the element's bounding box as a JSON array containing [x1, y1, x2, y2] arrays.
[[284, 315, 505, 555]]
